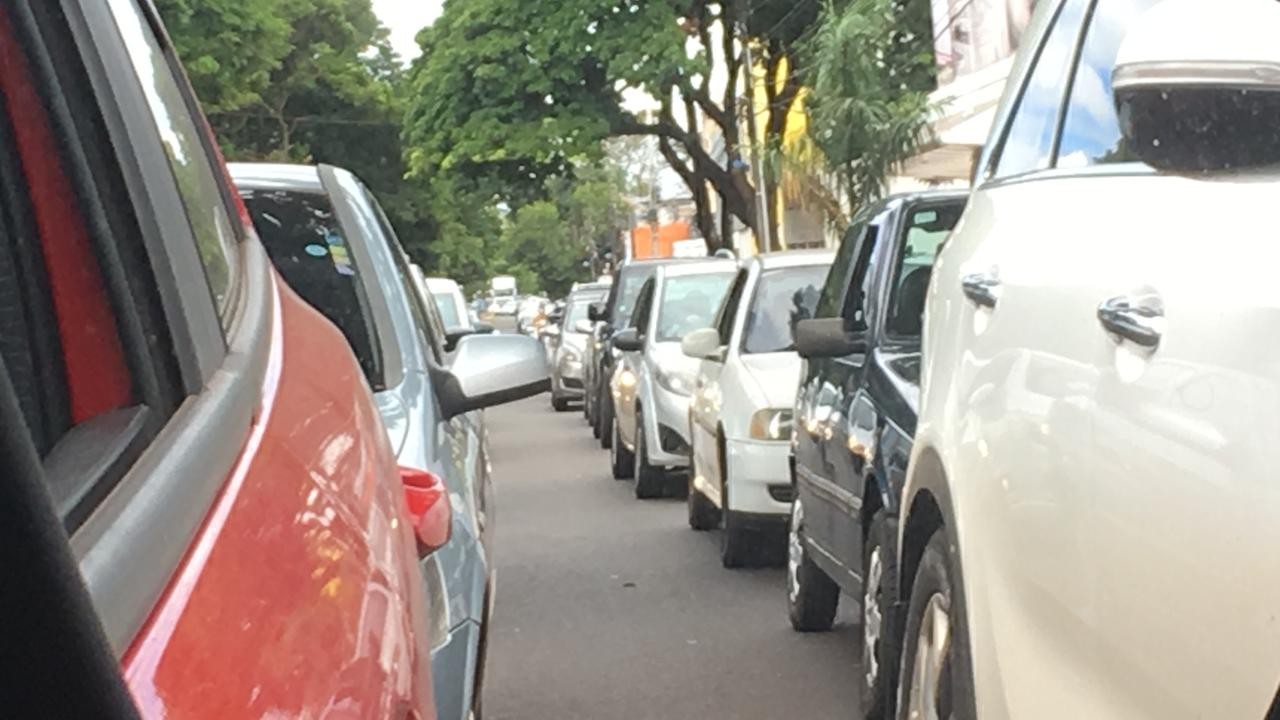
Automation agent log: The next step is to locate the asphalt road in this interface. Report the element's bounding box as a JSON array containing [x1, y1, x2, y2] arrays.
[[481, 394, 862, 720]]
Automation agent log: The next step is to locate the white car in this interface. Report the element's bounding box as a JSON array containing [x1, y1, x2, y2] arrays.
[[608, 260, 737, 498], [417, 272, 472, 330], [682, 251, 832, 567], [901, 2, 1280, 719]]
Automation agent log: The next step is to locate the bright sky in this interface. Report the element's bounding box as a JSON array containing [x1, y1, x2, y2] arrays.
[[373, 0, 444, 61]]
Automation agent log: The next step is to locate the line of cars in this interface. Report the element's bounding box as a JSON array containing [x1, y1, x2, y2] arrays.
[[548, 1, 1280, 717], [0, 1, 543, 717]]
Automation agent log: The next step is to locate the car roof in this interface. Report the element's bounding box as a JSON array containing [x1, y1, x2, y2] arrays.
[[228, 162, 325, 192], [425, 277, 461, 293], [755, 249, 837, 270], [867, 188, 970, 218], [655, 258, 738, 279]]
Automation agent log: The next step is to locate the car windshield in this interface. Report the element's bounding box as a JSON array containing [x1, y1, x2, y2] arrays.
[[241, 187, 383, 389], [655, 272, 734, 342], [885, 203, 964, 337], [612, 267, 655, 326], [566, 293, 605, 329], [432, 291, 462, 327], [742, 266, 828, 354]]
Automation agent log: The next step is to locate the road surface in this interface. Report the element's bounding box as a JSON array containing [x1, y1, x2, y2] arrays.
[[481, 395, 863, 720]]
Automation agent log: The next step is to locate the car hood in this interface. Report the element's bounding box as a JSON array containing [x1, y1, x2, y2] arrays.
[[738, 351, 802, 409]]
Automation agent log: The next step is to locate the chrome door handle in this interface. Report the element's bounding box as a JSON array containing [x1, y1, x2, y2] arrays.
[[1097, 296, 1163, 348], [961, 273, 1001, 308]]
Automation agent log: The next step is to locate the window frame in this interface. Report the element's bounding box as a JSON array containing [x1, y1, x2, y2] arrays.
[[52, 0, 274, 658], [980, 0, 1094, 185], [714, 267, 751, 348]]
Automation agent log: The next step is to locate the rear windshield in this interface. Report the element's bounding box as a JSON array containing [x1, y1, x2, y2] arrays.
[[432, 291, 462, 327], [241, 188, 384, 389], [655, 273, 734, 342], [743, 265, 828, 354], [610, 266, 656, 326], [566, 292, 606, 328]]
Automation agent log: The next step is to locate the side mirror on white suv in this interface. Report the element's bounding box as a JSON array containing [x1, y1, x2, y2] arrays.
[[1113, 0, 1280, 172]]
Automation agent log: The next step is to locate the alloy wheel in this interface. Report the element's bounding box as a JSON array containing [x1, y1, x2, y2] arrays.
[[863, 545, 884, 689], [906, 592, 952, 720], [787, 500, 804, 604]]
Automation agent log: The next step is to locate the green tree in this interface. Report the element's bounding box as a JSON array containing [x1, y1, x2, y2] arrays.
[[402, 0, 828, 252], [500, 201, 585, 297], [805, 0, 936, 212]]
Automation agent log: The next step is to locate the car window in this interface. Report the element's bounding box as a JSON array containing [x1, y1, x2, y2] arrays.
[[612, 266, 656, 326], [841, 226, 883, 333], [885, 203, 965, 338], [655, 273, 734, 343], [715, 269, 751, 346], [433, 291, 462, 328], [1055, 0, 1162, 168], [742, 266, 828, 354], [107, 0, 240, 326], [816, 218, 867, 319], [241, 188, 385, 388], [993, 0, 1090, 178]]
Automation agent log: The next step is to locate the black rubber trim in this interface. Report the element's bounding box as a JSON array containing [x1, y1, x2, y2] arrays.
[[72, 243, 272, 654]]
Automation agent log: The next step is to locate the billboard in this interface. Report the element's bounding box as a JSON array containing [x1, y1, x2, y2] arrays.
[[932, 0, 1036, 84]]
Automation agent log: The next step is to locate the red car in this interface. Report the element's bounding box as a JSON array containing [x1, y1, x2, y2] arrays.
[[0, 0, 448, 717]]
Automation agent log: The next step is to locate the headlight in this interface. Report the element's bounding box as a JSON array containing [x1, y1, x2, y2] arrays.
[[656, 368, 695, 396], [618, 368, 638, 389], [594, 339, 604, 350], [560, 346, 580, 364], [750, 408, 793, 441]]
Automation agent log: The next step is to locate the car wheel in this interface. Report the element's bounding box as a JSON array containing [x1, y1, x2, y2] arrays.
[[861, 510, 901, 720], [719, 478, 756, 568], [598, 393, 614, 449], [552, 395, 570, 412], [897, 529, 976, 720], [686, 474, 719, 531], [787, 497, 839, 631], [610, 416, 634, 480], [633, 411, 664, 499]]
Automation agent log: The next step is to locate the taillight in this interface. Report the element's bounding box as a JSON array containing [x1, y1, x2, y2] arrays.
[[398, 466, 452, 556]]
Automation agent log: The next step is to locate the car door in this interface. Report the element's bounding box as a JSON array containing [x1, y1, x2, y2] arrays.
[[1047, 2, 1280, 716], [692, 267, 751, 495], [928, 0, 1111, 714], [795, 215, 873, 563], [823, 212, 892, 575], [615, 278, 655, 449]]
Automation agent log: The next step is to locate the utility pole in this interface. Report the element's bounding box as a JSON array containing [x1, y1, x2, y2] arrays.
[[739, 6, 774, 253]]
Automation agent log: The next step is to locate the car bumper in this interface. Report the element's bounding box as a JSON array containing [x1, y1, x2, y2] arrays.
[[430, 618, 482, 720], [725, 438, 794, 516], [646, 383, 692, 468]]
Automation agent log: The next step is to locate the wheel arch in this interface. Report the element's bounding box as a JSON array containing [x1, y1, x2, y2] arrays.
[[897, 445, 956, 602]]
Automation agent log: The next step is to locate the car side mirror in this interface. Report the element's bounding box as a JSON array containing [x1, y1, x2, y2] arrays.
[[681, 327, 723, 361], [573, 318, 595, 334], [794, 318, 868, 359], [431, 334, 550, 419], [444, 322, 496, 352], [612, 327, 644, 353], [1111, 0, 1280, 172], [587, 302, 607, 322], [399, 466, 451, 557]]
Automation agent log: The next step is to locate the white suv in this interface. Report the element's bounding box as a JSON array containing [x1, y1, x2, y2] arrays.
[[900, 1, 1280, 718]]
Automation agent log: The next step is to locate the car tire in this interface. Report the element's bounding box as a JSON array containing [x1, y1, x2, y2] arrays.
[[633, 411, 665, 499], [897, 529, 976, 720], [598, 393, 614, 449], [610, 416, 634, 480], [861, 509, 900, 720], [719, 480, 755, 568], [687, 475, 719, 530], [787, 497, 839, 631], [552, 395, 570, 412]]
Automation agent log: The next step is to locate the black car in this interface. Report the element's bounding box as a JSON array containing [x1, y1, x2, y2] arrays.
[[786, 191, 966, 720], [584, 258, 686, 448]]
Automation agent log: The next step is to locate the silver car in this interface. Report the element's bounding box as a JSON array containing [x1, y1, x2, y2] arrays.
[[233, 163, 549, 720], [548, 285, 609, 411], [608, 259, 737, 498]]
